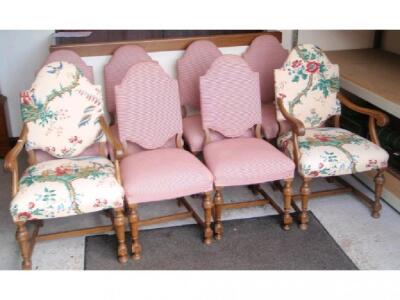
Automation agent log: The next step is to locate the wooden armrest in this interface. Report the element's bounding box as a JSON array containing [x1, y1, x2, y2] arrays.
[[4, 124, 27, 172], [337, 93, 389, 127], [277, 97, 305, 136], [99, 115, 125, 160]]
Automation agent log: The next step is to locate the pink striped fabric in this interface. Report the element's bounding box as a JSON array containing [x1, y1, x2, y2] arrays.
[[177, 40, 222, 109], [243, 35, 288, 104], [104, 45, 152, 114], [45, 50, 94, 83], [200, 55, 262, 138], [115, 61, 182, 150]]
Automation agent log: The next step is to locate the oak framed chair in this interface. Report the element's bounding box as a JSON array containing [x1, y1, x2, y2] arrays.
[[4, 62, 128, 269], [177, 40, 223, 153], [114, 61, 214, 259], [275, 44, 390, 230], [243, 35, 290, 140], [199, 55, 296, 239]]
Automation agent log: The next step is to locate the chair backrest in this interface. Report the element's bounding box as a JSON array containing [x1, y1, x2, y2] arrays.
[[177, 40, 222, 109], [200, 55, 262, 139], [45, 50, 94, 83], [22, 61, 105, 158], [115, 61, 182, 150], [104, 45, 152, 115], [275, 44, 341, 129], [243, 35, 288, 104]]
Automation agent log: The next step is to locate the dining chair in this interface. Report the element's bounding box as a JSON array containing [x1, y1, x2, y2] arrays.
[[177, 40, 224, 153], [275, 44, 389, 229], [114, 61, 214, 259], [243, 35, 290, 139], [200, 55, 296, 239], [4, 61, 128, 269]]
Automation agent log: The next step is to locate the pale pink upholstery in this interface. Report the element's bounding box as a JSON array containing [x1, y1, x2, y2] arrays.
[[178, 40, 222, 152], [182, 115, 252, 153], [200, 55, 295, 188], [243, 35, 289, 139], [116, 61, 213, 204], [104, 45, 152, 115], [200, 55, 262, 138], [121, 148, 213, 203], [243, 35, 288, 104], [177, 40, 222, 109], [115, 61, 182, 149], [45, 50, 94, 83], [204, 138, 295, 187]]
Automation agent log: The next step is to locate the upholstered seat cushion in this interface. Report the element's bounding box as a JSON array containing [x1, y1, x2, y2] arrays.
[[121, 148, 213, 203], [203, 137, 295, 187], [277, 127, 389, 177], [182, 114, 254, 152], [10, 157, 124, 222]]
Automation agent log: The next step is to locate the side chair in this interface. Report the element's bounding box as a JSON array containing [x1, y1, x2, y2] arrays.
[[199, 55, 296, 239], [4, 61, 128, 269], [274, 44, 389, 230], [114, 61, 214, 260]]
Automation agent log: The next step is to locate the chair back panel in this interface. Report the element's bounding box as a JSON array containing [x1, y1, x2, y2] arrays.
[[22, 61, 105, 158], [45, 50, 94, 83], [275, 44, 341, 129], [243, 35, 288, 104], [177, 40, 222, 109], [200, 55, 262, 138], [104, 45, 152, 114], [115, 61, 182, 150]]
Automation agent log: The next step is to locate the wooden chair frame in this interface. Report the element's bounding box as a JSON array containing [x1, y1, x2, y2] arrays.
[[4, 115, 128, 269], [276, 92, 389, 230], [116, 134, 214, 260], [203, 124, 294, 240]]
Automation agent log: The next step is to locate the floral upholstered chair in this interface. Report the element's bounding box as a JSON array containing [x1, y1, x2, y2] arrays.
[[243, 35, 289, 139], [114, 61, 214, 259], [4, 62, 127, 269], [200, 55, 296, 239], [275, 44, 389, 229], [36, 50, 103, 162], [177, 40, 225, 153]]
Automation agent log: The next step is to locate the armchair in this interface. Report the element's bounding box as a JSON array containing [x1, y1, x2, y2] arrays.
[[275, 44, 389, 230]]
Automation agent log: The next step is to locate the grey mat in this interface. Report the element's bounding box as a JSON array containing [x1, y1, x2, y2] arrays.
[[84, 212, 357, 270]]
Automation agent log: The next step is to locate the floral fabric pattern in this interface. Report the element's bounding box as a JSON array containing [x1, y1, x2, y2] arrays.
[[22, 61, 105, 158], [275, 44, 341, 129], [10, 156, 124, 222], [277, 127, 389, 177]]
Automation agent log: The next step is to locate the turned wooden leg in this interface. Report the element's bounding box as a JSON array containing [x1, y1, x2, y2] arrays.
[[283, 178, 294, 231], [113, 208, 128, 263], [372, 169, 385, 218], [128, 204, 141, 260], [203, 192, 213, 245], [214, 187, 224, 240], [299, 177, 311, 230], [16, 222, 32, 270]]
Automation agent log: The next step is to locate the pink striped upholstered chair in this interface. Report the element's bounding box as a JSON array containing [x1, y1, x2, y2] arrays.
[[115, 61, 214, 259], [177, 40, 224, 153], [275, 44, 389, 229], [104, 45, 154, 158], [243, 35, 289, 139], [200, 55, 296, 239], [35, 50, 103, 163]]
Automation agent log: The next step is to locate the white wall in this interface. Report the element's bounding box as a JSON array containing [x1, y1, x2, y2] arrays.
[[0, 30, 53, 136], [381, 30, 400, 55], [298, 30, 375, 50]]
